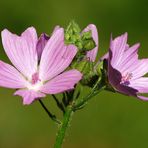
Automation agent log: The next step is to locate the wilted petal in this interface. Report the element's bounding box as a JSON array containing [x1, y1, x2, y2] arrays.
[[39, 28, 77, 81], [14, 89, 46, 105], [40, 70, 82, 94], [1, 27, 38, 79], [36, 33, 50, 60], [0, 60, 27, 88], [83, 24, 98, 62]]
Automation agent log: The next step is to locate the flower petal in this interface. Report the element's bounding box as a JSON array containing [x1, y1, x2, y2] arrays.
[[52, 25, 60, 34], [130, 77, 148, 93], [83, 24, 99, 62], [108, 55, 122, 86], [39, 28, 77, 81], [131, 59, 148, 79], [14, 90, 46, 105], [137, 95, 148, 101], [0, 60, 27, 88], [116, 84, 138, 97], [108, 58, 138, 96], [110, 33, 128, 67], [117, 43, 139, 71], [1, 27, 38, 79], [40, 70, 82, 94]]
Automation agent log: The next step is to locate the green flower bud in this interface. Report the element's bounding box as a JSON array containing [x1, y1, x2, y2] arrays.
[[71, 60, 89, 73], [65, 33, 70, 40], [71, 59, 97, 86], [76, 42, 83, 49], [64, 21, 96, 62], [83, 39, 96, 51], [82, 31, 92, 40]]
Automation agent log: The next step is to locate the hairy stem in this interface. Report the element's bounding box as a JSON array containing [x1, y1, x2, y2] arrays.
[[54, 105, 73, 148]]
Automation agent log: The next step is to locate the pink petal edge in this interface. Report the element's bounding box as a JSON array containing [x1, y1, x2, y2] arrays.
[[14, 90, 46, 105]]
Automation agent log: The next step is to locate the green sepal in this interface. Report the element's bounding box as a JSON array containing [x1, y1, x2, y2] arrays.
[[71, 59, 92, 74], [82, 39, 96, 51], [81, 31, 92, 40]]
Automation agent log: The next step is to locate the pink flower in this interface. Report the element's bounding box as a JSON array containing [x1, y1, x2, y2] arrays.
[[108, 33, 148, 100], [82, 24, 99, 62], [0, 27, 82, 105]]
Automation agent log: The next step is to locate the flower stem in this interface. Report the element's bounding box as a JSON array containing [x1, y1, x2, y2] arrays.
[[54, 105, 73, 148], [74, 77, 104, 110], [52, 95, 65, 113], [38, 99, 61, 124]]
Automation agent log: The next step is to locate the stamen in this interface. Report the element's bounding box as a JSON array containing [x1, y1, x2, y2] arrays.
[[26, 73, 43, 91], [120, 73, 132, 86], [31, 73, 40, 85]]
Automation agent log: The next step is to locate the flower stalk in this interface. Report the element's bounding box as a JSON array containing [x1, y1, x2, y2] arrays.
[[38, 99, 61, 125], [54, 105, 73, 148], [54, 77, 105, 147]]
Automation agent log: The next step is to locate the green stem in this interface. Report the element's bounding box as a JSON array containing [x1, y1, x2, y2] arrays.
[[74, 87, 104, 110], [38, 100, 61, 125], [54, 105, 73, 148], [74, 77, 104, 110]]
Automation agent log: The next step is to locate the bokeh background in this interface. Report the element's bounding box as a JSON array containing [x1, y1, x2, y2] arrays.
[[0, 0, 148, 147]]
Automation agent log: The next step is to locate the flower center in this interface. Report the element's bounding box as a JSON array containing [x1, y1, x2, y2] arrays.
[[27, 72, 43, 91], [31, 73, 40, 85], [120, 73, 133, 86]]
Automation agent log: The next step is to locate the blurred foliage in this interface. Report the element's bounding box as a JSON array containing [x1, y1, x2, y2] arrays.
[[0, 0, 148, 148]]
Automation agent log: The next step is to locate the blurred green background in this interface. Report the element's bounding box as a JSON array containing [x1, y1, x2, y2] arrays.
[[0, 0, 148, 147]]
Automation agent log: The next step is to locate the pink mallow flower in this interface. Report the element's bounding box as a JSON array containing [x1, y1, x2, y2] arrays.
[[108, 33, 148, 100], [82, 24, 99, 62], [0, 27, 82, 105]]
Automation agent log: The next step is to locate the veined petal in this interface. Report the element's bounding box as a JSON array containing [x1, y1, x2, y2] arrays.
[[39, 28, 77, 81], [108, 58, 138, 96], [0, 60, 27, 88], [131, 59, 148, 79], [120, 59, 148, 79], [117, 43, 139, 70], [40, 70, 82, 94], [130, 77, 148, 93], [118, 53, 138, 74], [14, 90, 46, 105], [83, 24, 98, 62], [1, 27, 38, 79], [110, 33, 128, 67]]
